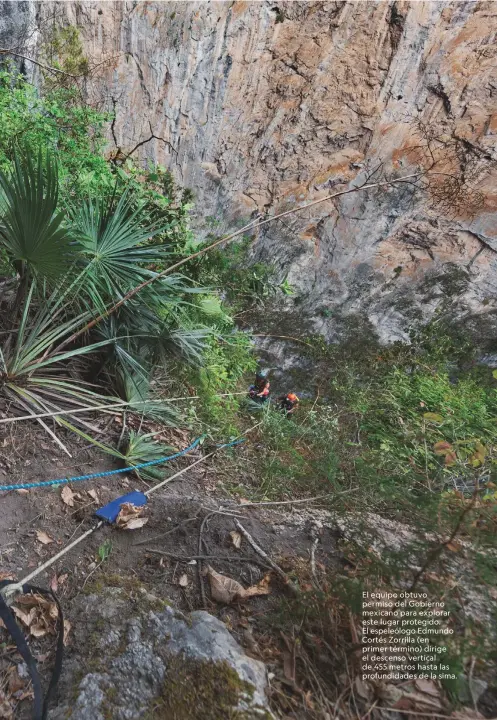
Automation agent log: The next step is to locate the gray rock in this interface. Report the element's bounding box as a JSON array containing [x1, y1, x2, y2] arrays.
[[49, 589, 272, 719]]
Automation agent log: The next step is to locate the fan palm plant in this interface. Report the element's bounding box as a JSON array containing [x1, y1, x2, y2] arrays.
[[0, 150, 74, 307], [71, 190, 173, 307]]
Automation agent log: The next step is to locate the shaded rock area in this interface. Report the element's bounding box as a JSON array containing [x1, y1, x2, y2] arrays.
[[50, 588, 272, 719]]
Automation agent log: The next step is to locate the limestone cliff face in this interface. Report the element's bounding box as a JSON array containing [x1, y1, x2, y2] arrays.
[[21, 2, 497, 342]]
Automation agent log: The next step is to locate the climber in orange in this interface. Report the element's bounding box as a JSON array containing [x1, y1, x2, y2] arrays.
[[248, 370, 271, 404], [279, 392, 300, 417]]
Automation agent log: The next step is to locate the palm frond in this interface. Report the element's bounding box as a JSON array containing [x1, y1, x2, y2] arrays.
[[116, 366, 180, 426], [72, 190, 173, 302], [0, 149, 74, 279], [124, 430, 174, 480]]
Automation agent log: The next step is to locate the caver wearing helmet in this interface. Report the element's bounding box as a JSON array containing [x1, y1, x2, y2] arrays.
[[279, 392, 300, 416], [248, 369, 271, 403]]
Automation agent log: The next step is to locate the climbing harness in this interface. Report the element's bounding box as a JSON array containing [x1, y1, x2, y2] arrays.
[[0, 580, 64, 720]]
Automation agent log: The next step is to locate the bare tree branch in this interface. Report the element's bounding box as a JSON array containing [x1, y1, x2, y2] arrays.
[[0, 48, 79, 77]]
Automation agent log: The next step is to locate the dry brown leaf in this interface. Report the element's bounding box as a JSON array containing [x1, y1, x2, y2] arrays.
[[30, 622, 49, 638], [178, 574, 189, 587], [58, 573, 68, 586], [207, 567, 271, 603], [12, 606, 37, 628], [230, 531, 242, 549], [207, 566, 246, 604], [87, 489, 99, 502], [36, 530, 53, 545], [0, 572, 14, 582], [447, 541, 462, 552], [242, 573, 271, 598], [116, 502, 148, 530], [61, 486, 76, 507], [16, 489, 29, 496], [12, 594, 59, 639], [122, 517, 149, 531]]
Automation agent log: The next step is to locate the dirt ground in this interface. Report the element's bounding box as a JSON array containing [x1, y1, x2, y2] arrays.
[[0, 421, 344, 719]]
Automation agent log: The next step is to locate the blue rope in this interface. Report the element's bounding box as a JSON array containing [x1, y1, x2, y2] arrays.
[[0, 436, 245, 493]]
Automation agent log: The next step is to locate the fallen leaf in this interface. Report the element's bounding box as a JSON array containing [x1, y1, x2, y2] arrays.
[[16, 489, 29, 496], [116, 502, 148, 530], [242, 573, 271, 598], [50, 574, 58, 593], [447, 541, 462, 552], [36, 530, 53, 545], [230, 531, 242, 549], [61, 486, 76, 507], [0, 572, 14, 582], [58, 573, 68, 586], [207, 566, 271, 603], [121, 517, 148, 531], [29, 621, 49, 638], [12, 606, 37, 628], [207, 566, 246, 604], [178, 574, 189, 587], [238, 498, 250, 505], [87, 489, 99, 502]]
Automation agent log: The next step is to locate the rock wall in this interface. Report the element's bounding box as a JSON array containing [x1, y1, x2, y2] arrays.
[[18, 2, 497, 342]]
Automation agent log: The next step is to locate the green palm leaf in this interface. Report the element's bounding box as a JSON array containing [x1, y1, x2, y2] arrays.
[[0, 150, 73, 280], [72, 190, 173, 302]]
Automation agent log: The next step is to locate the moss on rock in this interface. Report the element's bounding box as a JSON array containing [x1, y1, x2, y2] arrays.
[[145, 655, 271, 720]]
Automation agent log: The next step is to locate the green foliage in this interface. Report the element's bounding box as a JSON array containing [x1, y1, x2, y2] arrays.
[[98, 539, 112, 563], [40, 26, 90, 84], [123, 430, 174, 480], [0, 149, 74, 282], [71, 189, 171, 304], [242, 404, 339, 500], [0, 69, 112, 196]]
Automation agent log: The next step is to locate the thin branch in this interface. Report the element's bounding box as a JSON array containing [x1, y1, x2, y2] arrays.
[[146, 549, 271, 567], [0, 49, 79, 77], [234, 519, 300, 596], [237, 488, 357, 508]]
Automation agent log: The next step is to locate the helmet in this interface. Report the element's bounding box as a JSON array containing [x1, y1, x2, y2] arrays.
[[287, 393, 299, 402], [256, 369, 269, 380]]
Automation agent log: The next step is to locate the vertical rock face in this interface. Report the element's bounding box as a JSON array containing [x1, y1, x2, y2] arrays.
[[19, 2, 497, 340]]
